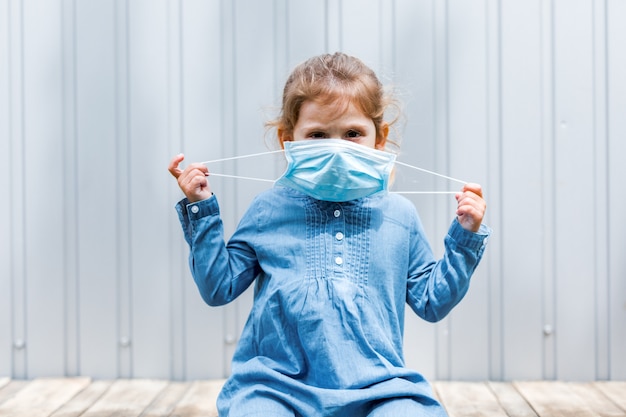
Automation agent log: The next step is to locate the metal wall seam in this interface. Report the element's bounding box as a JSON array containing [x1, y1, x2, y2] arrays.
[[485, 0, 504, 382], [327, 0, 342, 53], [61, 0, 80, 378], [607, 0, 626, 380], [220, 0, 237, 379], [592, 0, 610, 381], [166, 0, 186, 382], [0, 0, 14, 379], [540, 0, 557, 381], [8, 0, 28, 380], [553, 0, 597, 381], [433, 0, 451, 381], [115, 0, 133, 378]]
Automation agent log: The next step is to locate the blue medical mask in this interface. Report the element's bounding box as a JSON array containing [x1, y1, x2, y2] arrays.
[[275, 139, 396, 202]]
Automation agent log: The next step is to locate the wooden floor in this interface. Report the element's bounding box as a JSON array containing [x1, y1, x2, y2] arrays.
[[0, 377, 624, 416]]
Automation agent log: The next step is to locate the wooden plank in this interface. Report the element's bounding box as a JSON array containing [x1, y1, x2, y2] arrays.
[[514, 381, 597, 417], [594, 382, 626, 412], [80, 379, 167, 417], [138, 381, 191, 417], [568, 383, 626, 417], [487, 382, 538, 417], [168, 380, 224, 417], [0, 380, 29, 405], [434, 382, 509, 417], [0, 379, 625, 417], [0, 378, 90, 417], [49, 380, 113, 417]]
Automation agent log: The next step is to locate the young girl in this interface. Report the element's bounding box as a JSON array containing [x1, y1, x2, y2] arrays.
[[169, 52, 489, 417]]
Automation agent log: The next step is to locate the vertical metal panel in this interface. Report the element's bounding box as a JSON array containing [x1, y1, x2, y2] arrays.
[[446, 0, 490, 381], [378, 0, 394, 76], [432, 0, 452, 381], [607, 0, 626, 380], [592, 0, 610, 381], [273, 0, 288, 119], [226, 0, 282, 376], [232, 0, 278, 201], [553, 0, 596, 381], [22, 0, 66, 377], [61, 0, 80, 378], [0, 0, 12, 378], [127, 0, 176, 379], [74, 0, 119, 378], [326, 0, 342, 53], [539, 0, 557, 381], [127, 0, 167, 378], [499, 0, 545, 380], [166, 0, 185, 382], [341, 0, 381, 66], [394, 0, 439, 382], [1, 0, 625, 382], [115, 0, 132, 378], [178, 0, 225, 380], [484, 0, 503, 382], [7, 0, 27, 379], [285, 0, 325, 65]]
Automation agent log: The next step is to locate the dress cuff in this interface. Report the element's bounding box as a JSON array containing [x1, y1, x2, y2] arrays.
[[185, 195, 219, 220], [175, 195, 219, 223], [447, 218, 491, 253]]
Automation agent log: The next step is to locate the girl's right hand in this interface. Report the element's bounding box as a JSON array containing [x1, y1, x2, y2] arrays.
[[168, 154, 213, 203]]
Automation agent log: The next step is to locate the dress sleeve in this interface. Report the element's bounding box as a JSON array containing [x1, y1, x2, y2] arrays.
[[406, 217, 491, 322], [175, 195, 261, 306]]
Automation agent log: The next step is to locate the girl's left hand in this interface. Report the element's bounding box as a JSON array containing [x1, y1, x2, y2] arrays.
[[455, 183, 487, 233]]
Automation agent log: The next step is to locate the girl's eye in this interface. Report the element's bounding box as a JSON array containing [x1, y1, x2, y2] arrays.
[[345, 130, 362, 138], [309, 132, 326, 139]]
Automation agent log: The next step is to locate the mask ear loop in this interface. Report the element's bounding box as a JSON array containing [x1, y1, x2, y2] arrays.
[[391, 160, 467, 195], [201, 150, 284, 183], [200, 150, 468, 194]]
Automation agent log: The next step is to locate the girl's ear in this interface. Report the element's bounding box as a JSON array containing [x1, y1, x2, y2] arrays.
[[376, 123, 390, 150], [277, 128, 291, 149]]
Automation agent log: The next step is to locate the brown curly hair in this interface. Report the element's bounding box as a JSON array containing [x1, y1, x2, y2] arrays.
[[267, 52, 400, 151]]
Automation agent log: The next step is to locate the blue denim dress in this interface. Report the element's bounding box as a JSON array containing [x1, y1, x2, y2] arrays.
[[176, 186, 490, 417]]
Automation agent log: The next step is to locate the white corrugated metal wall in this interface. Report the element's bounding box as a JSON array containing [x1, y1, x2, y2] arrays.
[[1, 0, 625, 382]]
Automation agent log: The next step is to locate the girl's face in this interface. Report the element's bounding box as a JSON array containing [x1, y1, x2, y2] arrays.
[[281, 99, 387, 150]]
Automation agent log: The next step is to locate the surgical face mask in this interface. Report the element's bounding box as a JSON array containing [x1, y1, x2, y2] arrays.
[[275, 138, 397, 202]]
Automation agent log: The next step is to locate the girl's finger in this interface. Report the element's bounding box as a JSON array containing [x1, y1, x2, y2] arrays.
[[168, 154, 185, 178], [462, 183, 483, 198]]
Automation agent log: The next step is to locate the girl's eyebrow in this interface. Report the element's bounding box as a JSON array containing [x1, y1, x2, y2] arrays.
[[299, 120, 371, 130], [299, 122, 325, 130]]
